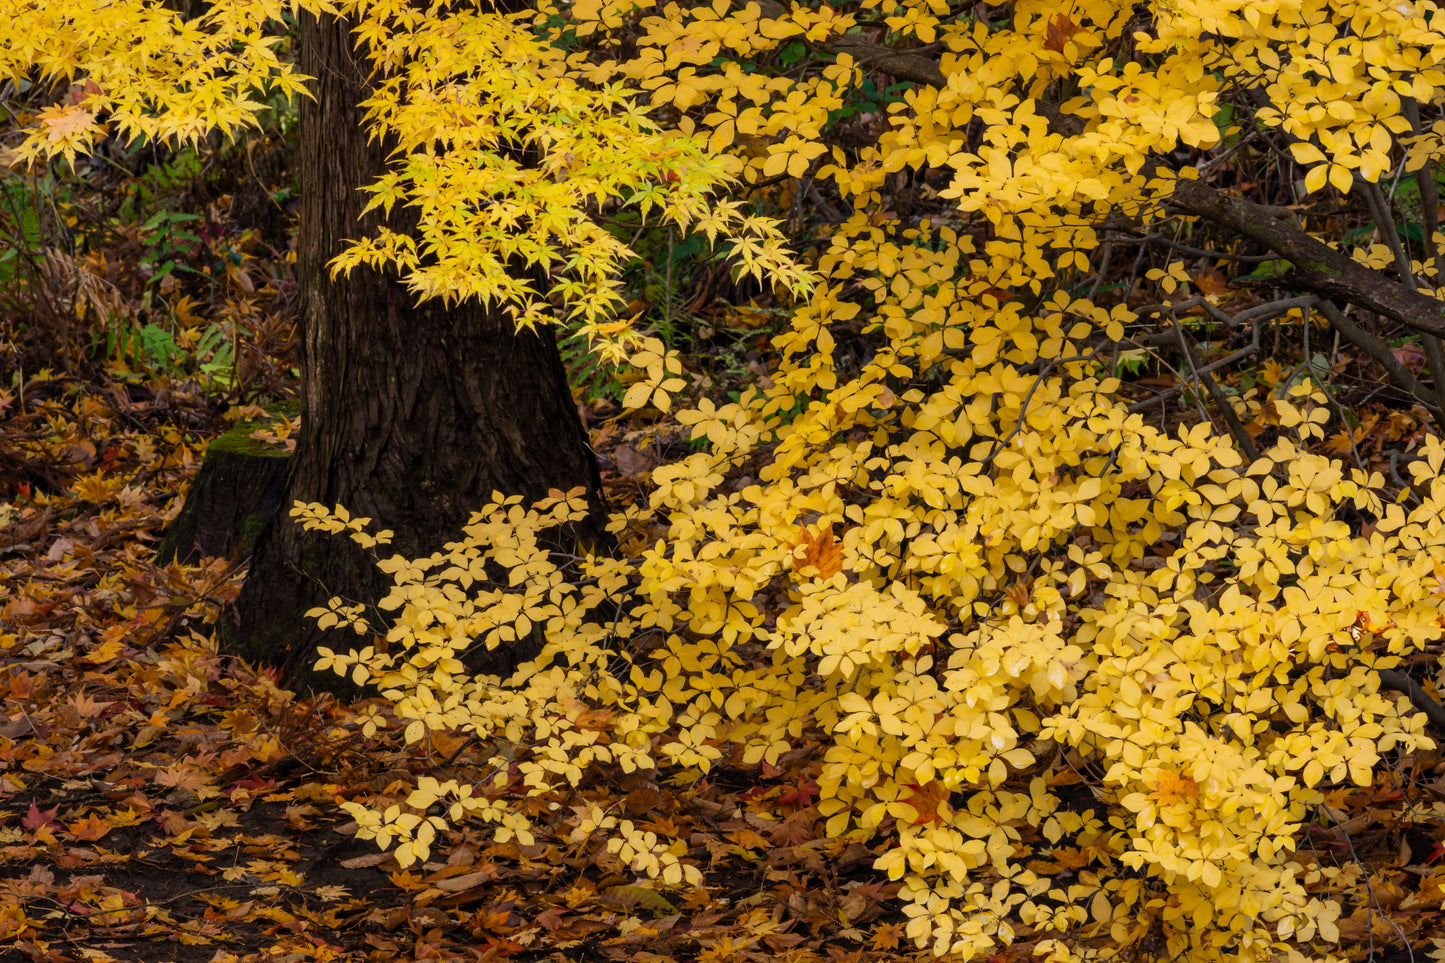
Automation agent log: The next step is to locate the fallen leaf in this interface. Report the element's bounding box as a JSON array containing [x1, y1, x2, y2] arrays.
[[340, 852, 392, 869], [432, 868, 499, 892], [66, 813, 112, 842], [22, 800, 61, 831]]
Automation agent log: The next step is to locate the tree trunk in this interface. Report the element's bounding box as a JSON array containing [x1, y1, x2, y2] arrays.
[[225, 10, 606, 688]]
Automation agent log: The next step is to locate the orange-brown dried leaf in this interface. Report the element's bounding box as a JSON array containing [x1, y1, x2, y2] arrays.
[[1192, 265, 1230, 299], [791, 523, 843, 580], [1042, 14, 1082, 53], [65, 813, 112, 842], [899, 782, 947, 827]]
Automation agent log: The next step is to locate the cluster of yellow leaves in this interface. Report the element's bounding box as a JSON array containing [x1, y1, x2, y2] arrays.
[[306, 424, 1443, 961], [302, 490, 717, 879], [292, 502, 394, 551], [24, 0, 1445, 958], [0, 0, 312, 165], [0, 0, 811, 370], [309, 0, 1445, 958], [334, 0, 812, 349]]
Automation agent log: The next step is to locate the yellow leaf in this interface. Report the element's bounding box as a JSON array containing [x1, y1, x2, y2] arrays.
[[1328, 163, 1353, 194], [622, 381, 654, 409]]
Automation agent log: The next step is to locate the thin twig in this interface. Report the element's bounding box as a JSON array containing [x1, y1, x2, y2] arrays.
[[1104, 228, 1282, 263], [1315, 300, 1445, 428], [1172, 322, 1261, 460], [1362, 178, 1445, 420]]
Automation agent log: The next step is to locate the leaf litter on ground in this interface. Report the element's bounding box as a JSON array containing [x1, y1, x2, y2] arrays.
[[0, 371, 930, 963]]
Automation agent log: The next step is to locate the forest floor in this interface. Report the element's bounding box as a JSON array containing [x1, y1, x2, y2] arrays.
[[0, 370, 927, 963]]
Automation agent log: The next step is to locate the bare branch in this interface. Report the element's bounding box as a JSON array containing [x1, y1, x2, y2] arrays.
[[1168, 178, 1445, 341]]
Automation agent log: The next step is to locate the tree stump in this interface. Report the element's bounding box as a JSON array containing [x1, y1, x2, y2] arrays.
[[156, 409, 295, 566]]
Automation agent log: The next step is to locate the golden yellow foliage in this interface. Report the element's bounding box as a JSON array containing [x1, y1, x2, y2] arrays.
[[293, 0, 1445, 958], [16, 0, 1445, 959], [0, 0, 811, 374]]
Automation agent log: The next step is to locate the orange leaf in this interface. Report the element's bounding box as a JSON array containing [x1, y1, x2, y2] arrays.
[[67, 813, 112, 842], [900, 782, 948, 826], [1148, 770, 1199, 806], [1192, 265, 1231, 299], [79, 639, 124, 665], [872, 921, 906, 951], [792, 523, 844, 580], [574, 708, 616, 731]]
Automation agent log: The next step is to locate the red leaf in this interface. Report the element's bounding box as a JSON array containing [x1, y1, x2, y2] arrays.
[[22, 800, 61, 831], [1042, 15, 1083, 53], [230, 775, 278, 794], [777, 778, 819, 810]]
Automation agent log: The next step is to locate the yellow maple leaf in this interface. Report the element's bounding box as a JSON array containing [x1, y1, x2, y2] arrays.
[[31, 104, 103, 166]]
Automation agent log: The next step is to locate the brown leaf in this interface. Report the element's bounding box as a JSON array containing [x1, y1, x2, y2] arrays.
[[625, 787, 663, 814], [791, 523, 844, 580], [1391, 341, 1426, 373], [611, 443, 654, 475], [535, 905, 570, 931], [64, 439, 97, 467], [1042, 14, 1083, 53], [0, 506, 52, 548], [432, 867, 499, 892], [762, 932, 807, 951], [0, 715, 40, 738], [340, 852, 392, 869]]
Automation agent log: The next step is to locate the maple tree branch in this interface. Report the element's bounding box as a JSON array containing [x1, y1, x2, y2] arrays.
[[1102, 225, 1283, 263], [823, 35, 946, 86], [1378, 669, 1445, 736], [1314, 300, 1445, 425], [1358, 178, 1445, 420]]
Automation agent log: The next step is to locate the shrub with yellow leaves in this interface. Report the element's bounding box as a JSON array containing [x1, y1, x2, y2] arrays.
[[303, 0, 1445, 958], [303, 410, 1444, 963]]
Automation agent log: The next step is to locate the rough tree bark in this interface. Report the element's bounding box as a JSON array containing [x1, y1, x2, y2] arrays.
[[225, 9, 607, 687]]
